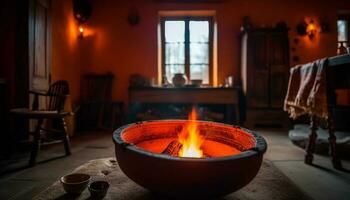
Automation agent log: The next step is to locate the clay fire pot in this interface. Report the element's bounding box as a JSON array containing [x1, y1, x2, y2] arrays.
[[113, 120, 267, 197]]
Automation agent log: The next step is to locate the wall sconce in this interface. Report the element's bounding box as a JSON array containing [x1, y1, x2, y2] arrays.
[[78, 24, 84, 39], [296, 19, 319, 40], [306, 20, 317, 39], [73, 0, 92, 39]]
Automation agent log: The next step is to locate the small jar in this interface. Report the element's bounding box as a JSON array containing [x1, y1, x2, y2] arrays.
[[172, 73, 187, 87]]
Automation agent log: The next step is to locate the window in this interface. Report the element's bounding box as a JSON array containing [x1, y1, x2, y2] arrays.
[[337, 15, 350, 47], [161, 17, 213, 84]]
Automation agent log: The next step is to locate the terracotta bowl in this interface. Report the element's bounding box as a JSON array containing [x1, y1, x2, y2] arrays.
[[190, 79, 203, 87], [88, 181, 110, 199], [60, 173, 91, 194], [113, 120, 267, 197]]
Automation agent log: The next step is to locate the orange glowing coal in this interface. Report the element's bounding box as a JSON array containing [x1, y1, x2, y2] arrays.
[[178, 108, 204, 158]]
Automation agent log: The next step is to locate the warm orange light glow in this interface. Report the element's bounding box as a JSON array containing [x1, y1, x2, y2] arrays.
[[77, 24, 95, 38], [178, 108, 204, 158], [78, 25, 84, 38], [306, 20, 318, 39], [68, 14, 78, 46], [307, 23, 316, 32]]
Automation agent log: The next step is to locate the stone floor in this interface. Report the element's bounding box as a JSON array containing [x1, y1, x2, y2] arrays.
[[0, 129, 349, 200]]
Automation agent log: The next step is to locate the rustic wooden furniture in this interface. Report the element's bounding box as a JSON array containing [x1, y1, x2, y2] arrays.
[[78, 73, 123, 130], [129, 87, 242, 124], [10, 80, 71, 166], [240, 27, 290, 127], [305, 54, 350, 169]]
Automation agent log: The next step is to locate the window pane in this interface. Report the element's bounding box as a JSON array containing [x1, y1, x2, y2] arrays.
[[165, 21, 185, 42], [190, 21, 209, 42], [190, 43, 209, 64], [165, 64, 185, 83], [190, 64, 209, 84], [163, 19, 211, 84], [165, 43, 185, 64], [337, 20, 348, 47], [189, 21, 210, 83]]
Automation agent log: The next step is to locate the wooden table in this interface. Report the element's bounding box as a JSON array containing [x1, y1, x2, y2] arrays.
[[305, 54, 350, 169], [128, 87, 242, 124]]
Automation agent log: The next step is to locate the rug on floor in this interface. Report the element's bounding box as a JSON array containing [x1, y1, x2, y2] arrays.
[[34, 157, 311, 200]]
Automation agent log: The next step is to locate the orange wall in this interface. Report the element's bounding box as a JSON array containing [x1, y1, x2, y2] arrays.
[[52, 0, 82, 105], [52, 0, 350, 105]]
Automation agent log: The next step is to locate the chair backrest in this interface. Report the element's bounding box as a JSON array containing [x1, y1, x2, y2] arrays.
[[81, 73, 114, 102], [47, 80, 69, 111]]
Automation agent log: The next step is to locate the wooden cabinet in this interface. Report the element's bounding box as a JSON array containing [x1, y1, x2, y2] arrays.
[[241, 28, 289, 127]]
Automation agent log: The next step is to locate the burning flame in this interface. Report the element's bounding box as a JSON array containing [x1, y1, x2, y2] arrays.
[[79, 26, 84, 33], [178, 108, 204, 158]]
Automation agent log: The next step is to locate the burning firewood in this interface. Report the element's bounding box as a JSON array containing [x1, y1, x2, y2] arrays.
[[162, 140, 182, 157], [162, 140, 212, 158]]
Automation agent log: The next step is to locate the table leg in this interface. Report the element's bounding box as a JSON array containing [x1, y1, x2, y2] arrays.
[[305, 115, 318, 165], [327, 116, 342, 169], [235, 104, 240, 125], [225, 104, 234, 124]]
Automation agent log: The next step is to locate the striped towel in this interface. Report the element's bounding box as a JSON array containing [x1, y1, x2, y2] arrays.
[[284, 58, 329, 119]]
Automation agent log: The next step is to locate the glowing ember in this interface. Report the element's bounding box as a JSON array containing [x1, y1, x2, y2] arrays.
[[178, 108, 204, 158]]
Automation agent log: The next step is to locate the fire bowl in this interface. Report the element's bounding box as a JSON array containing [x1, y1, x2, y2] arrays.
[[113, 120, 267, 197]]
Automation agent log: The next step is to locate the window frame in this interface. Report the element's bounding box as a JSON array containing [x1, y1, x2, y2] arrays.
[[160, 16, 214, 85]]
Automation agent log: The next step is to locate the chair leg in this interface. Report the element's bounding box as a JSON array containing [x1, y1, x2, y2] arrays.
[[305, 115, 318, 165], [327, 117, 342, 169], [98, 103, 106, 129], [29, 119, 43, 166], [235, 104, 240, 125], [61, 117, 71, 156], [111, 104, 117, 130]]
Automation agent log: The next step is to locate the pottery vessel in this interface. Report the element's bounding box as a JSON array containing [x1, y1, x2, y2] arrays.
[[172, 73, 187, 87], [113, 120, 267, 197], [60, 173, 91, 194]]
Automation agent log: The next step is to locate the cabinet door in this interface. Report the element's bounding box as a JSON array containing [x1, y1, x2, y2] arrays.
[[249, 70, 270, 108], [268, 33, 289, 108], [246, 33, 269, 108]]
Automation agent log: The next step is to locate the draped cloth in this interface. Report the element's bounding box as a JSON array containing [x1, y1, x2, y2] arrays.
[[284, 58, 329, 119]]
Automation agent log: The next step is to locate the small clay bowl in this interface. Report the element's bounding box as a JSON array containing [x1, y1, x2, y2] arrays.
[[191, 79, 203, 87], [60, 173, 91, 194], [88, 181, 110, 199]]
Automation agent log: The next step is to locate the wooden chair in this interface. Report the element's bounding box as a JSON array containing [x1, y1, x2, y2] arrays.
[[10, 80, 71, 166], [78, 72, 123, 130]]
